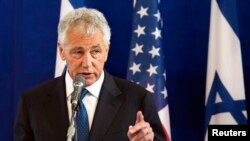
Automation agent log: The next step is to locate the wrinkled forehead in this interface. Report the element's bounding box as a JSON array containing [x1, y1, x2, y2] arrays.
[[64, 27, 106, 48], [64, 24, 103, 43]]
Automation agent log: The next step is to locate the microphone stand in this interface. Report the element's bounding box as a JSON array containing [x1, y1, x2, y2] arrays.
[[67, 105, 78, 141], [67, 75, 85, 141]]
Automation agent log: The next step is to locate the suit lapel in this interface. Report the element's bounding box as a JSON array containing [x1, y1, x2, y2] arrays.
[[89, 71, 123, 140], [44, 76, 69, 141]]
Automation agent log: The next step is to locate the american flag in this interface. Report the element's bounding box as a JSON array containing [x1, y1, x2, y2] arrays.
[[127, 0, 171, 140], [205, 0, 247, 140]]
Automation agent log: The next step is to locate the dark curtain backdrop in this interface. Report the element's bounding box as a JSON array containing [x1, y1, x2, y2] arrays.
[[0, 0, 249, 141]]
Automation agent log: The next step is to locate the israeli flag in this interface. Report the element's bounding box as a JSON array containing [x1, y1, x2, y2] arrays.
[[204, 0, 248, 140], [55, 0, 86, 77]]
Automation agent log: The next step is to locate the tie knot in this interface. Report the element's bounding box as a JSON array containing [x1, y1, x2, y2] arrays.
[[80, 88, 88, 101]]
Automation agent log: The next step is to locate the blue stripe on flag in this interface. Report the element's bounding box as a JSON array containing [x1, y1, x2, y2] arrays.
[[69, 0, 86, 9], [216, 0, 238, 35]]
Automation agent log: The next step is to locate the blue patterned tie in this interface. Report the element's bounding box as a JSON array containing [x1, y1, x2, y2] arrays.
[[75, 88, 89, 141]]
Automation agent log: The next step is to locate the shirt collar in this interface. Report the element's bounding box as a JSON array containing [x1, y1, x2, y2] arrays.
[[65, 70, 104, 98]]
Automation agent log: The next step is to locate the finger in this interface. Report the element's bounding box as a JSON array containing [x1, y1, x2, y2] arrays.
[[128, 123, 145, 135], [132, 123, 152, 140], [127, 125, 134, 140], [137, 134, 153, 141], [131, 126, 154, 141], [136, 111, 144, 124], [128, 111, 147, 138], [130, 119, 150, 135], [139, 131, 154, 141]]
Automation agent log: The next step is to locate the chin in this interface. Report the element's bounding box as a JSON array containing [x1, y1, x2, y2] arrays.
[[85, 80, 94, 87]]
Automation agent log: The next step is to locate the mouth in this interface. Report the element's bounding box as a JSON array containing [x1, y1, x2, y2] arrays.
[[79, 72, 93, 79]]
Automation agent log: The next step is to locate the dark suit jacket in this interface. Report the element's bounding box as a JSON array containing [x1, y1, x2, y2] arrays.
[[14, 71, 166, 141]]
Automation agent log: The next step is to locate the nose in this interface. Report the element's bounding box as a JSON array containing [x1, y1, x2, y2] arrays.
[[81, 53, 92, 68]]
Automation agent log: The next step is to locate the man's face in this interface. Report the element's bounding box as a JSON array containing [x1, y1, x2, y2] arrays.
[[58, 25, 109, 86]]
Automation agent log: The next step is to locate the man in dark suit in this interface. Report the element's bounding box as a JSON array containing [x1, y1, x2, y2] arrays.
[[14, 7, 166, 141]]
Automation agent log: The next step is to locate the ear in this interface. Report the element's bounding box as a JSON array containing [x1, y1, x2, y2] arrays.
[[58, 42, 66, 60], [104, 45, 110, 62]]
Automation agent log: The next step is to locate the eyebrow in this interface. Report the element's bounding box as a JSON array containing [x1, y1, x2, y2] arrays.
[[70, 47, 84, 51], [69, 47, 84, 54], [69, 44, 102, 52], [91, 44, 101, 50]]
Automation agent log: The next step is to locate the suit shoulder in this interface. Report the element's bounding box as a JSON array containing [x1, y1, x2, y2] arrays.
[[112, 76, 150, 94], [22, 76, 64, 97]]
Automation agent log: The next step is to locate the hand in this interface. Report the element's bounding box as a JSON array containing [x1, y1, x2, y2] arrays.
[[127, 111, 154, 141]]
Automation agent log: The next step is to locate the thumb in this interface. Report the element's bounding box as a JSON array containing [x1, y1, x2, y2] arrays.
[[136, 111, 144, 124]]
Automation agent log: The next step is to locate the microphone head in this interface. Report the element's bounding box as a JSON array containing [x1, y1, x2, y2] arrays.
[[73, 74, 85, 87], [71, 74, 85, 111]]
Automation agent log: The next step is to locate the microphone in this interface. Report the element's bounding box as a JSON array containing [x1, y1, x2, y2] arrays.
[[67, 74, 85, 141], [71, 74, 85, 111]]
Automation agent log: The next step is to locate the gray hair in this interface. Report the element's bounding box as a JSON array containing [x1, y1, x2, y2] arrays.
[[58, 7, 111, 46]]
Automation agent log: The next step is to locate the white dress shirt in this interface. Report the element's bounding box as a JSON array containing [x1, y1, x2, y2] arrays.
[[65, 70, 104, 130]]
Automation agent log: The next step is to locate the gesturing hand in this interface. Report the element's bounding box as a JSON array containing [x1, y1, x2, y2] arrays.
[[127, 111, 154, 141]]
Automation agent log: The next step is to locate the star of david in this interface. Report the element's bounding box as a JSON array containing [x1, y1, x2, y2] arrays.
[[205, 72, 247, 128]]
